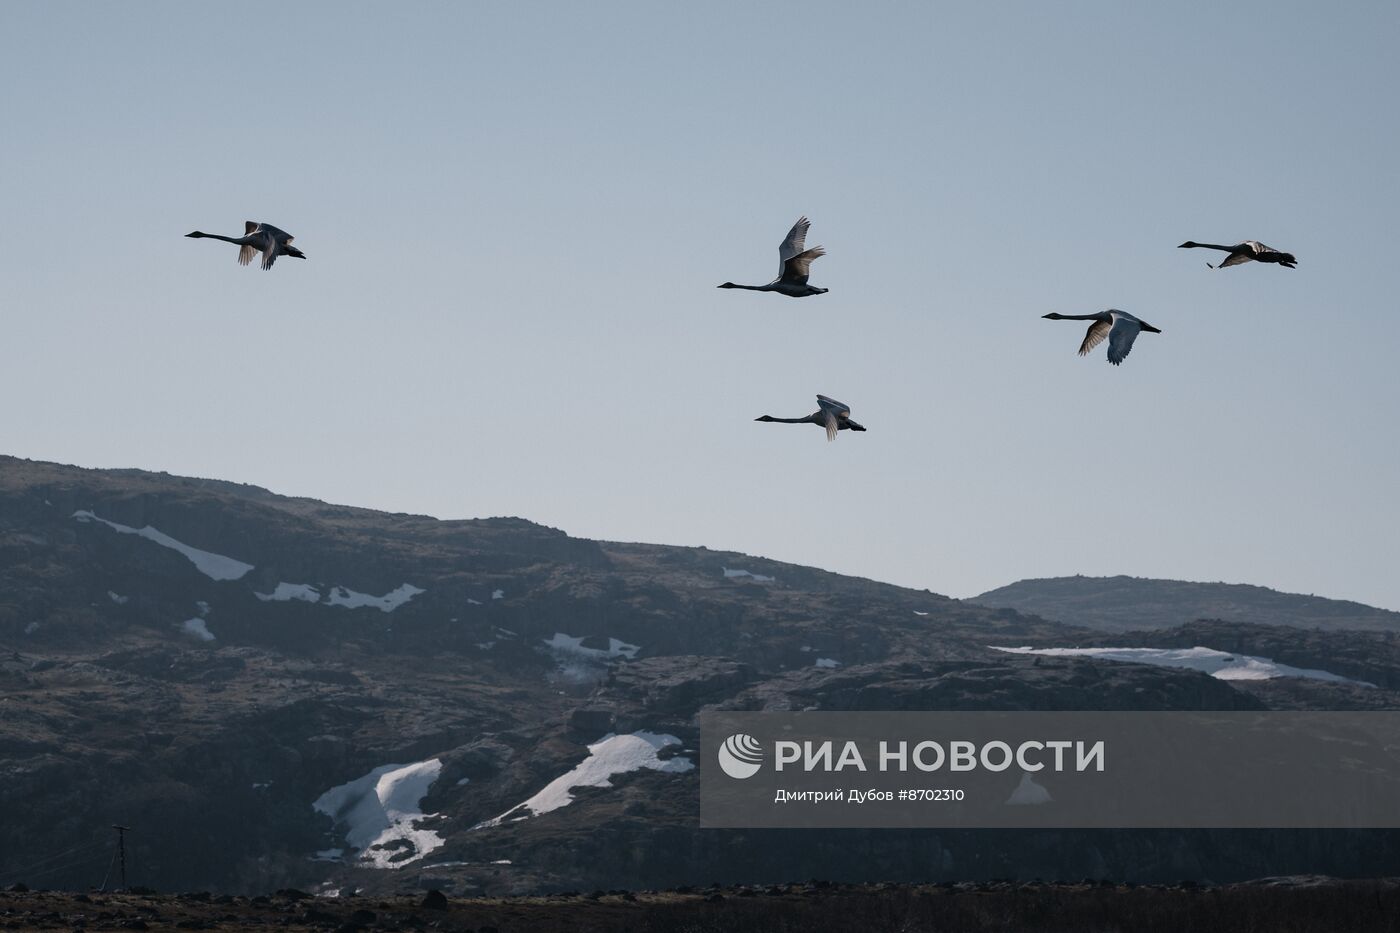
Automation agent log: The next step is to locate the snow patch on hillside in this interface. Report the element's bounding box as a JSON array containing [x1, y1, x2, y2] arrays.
[[542, 632, 640, 682], [313, 759, 444, 869], [108, 591, 129, 605], [256, 582, 322, 603], [181, 618, 215, 642], [475, 733, 692, 829], [325, 584, 425, 613], [544, 632, 640, 660], [989, 645, 1374, 686], [723, 567, 775, 583], [255, 581, 424, 612], [73, 510, 254, 581], [815, 657, 840, 668]]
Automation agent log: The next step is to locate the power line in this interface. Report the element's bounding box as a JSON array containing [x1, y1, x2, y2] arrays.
[[9, 849, 109, 883], [99, 846, 118, 892], [1, 837, 107, 881]]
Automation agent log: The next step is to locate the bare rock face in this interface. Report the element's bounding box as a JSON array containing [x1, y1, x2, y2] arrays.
[[600, 656, 759, 713], [567, 708, 616, 735], [2, 455, 1399, 894]]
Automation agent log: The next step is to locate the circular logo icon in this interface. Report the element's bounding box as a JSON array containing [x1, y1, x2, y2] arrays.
[[717, 733, 764, 779]]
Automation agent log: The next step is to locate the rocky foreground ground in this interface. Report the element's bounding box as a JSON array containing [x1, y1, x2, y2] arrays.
[[3, 878, 1400, 932]]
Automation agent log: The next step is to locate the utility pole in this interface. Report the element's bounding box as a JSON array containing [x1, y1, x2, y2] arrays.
[[112, 826, 130, 890]]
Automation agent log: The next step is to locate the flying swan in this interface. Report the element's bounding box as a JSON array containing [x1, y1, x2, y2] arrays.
[[719, 216, 829, 297]]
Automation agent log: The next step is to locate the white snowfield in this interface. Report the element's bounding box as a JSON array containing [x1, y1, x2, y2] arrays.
[[543, 632, 640, 660], [256, 582, 321, 603], [723, 567, 775, 583], [815, 658, 840, 668], [108, 591, 129, 605], [313, 759, 444, 869], [73, 510, 253, 581], [181, 618, 215, 642], [325, 584, 425, 612], [543, 633, 641, 683], [989, 645, 1374, 687], [475, 732, 692, 829], [255, 582, 425, 613]]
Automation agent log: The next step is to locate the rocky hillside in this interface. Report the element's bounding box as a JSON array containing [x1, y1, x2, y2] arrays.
[[971, 575, 1400, 633], [2, 457, 1399, 895]]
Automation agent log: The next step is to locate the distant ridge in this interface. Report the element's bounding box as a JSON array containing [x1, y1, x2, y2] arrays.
[[970, 575, 1400, 634]]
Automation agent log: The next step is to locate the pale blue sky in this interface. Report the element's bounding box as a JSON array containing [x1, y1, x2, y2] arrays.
[[3, 2, 1398, 609]]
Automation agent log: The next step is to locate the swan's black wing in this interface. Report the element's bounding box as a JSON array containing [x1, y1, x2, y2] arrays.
[[1078, 319, 1111, 356], [773, 217, 824, 284], [779, 247, 826, 285], [1215, 252, 1254, 268], [816, 395, 850, 442], [1106, 316, 1143, 365], [237, 221, 258, 266]]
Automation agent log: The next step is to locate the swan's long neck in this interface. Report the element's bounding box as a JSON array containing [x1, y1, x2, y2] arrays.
[[190, 232, 248, 245], [1047, 313, 1104, 321], [1182, 241, 1233, 252], [719, 282, 771, 291], [763, 415, 814, 424]]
